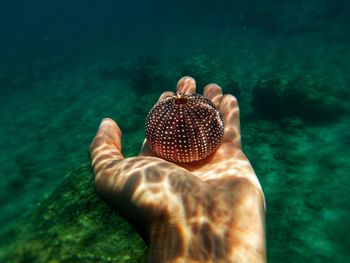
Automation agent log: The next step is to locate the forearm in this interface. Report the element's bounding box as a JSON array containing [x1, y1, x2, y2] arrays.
[[147, 224, 265, 263], [230, 225, 266, 262], [229, 183, 266, 262], [146, 186, 266, 263]]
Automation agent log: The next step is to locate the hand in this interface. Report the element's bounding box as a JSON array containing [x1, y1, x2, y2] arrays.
[[89, 77, 266, 263]]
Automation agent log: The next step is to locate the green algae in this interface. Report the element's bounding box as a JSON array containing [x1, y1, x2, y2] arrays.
[[0, 165, 147, 263], [242, 119, 350, 263], [0, 9, 349, 261], [0, 116, 349, 262], [251, 73, 347, 123]]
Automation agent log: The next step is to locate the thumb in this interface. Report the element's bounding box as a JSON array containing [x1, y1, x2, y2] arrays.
[[90, 118, 124, 171]]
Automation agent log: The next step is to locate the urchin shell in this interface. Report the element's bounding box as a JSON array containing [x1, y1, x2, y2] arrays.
[[145, 93, 224, 162]]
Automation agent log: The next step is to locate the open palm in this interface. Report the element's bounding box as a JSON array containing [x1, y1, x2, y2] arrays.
[[90, 77, 266, 262]]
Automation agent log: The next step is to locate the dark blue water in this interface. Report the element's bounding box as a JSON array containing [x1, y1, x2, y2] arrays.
[[0, 0, 349, 262]]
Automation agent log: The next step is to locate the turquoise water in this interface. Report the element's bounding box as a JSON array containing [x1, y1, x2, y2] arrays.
[[0, 1, 349, 262]]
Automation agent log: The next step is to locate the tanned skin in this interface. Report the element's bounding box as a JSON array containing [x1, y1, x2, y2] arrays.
[[90, 77, 266, 263]]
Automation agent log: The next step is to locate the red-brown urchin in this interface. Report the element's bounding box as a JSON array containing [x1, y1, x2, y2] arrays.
[[145, 93, 224, 163]]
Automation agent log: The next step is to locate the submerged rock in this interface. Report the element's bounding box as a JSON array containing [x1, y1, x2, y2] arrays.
[[251, 73, 346, 123], [1, 165, 147, 263]]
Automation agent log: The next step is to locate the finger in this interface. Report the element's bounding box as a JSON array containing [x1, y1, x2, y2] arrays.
[[203, 83, 223, 108], [219, 95, 241, 147], [158, 91, 174, 102], [89, 118, 124, 174], [176, 76, 196, 94], [139, 139, 157, 157]]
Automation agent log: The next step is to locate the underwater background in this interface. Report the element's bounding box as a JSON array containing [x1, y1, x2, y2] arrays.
[[0, 0, 349, 262]]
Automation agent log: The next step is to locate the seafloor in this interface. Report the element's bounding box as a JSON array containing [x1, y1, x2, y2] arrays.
[[0, 2, 349, 262]]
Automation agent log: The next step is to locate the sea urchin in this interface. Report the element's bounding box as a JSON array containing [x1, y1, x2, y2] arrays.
[[145, 93, 224, 162]]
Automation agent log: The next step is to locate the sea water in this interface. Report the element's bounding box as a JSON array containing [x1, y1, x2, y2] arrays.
[[0, 1, 349, 262]]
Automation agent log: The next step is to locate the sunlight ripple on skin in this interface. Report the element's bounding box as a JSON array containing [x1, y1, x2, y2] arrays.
[[90, 76, 266, 262]]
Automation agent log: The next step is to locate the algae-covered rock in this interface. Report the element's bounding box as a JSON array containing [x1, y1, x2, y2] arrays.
[[251, 73, 345, 123], [1, 164, 147, 263]]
